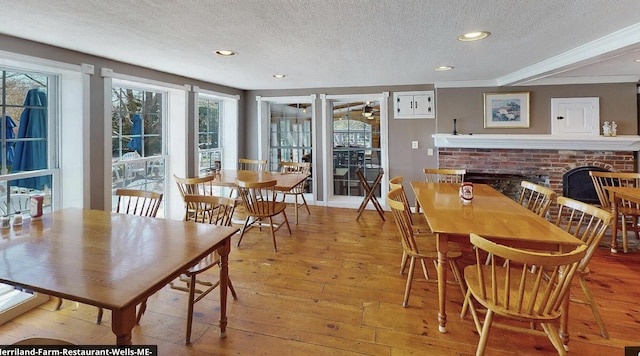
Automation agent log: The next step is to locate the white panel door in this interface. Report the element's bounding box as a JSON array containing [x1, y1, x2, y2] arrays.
[[395, 94, 415, 116], [551, 97, 599, 135], [412, 94, 434, 117]]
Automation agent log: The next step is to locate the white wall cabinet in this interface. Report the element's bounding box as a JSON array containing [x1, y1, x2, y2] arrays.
[[393, 91, 435, 119], [550, 97, 600, 136]]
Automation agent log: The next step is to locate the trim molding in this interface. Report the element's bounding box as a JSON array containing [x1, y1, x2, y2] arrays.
[[433, 134, 640, 151]]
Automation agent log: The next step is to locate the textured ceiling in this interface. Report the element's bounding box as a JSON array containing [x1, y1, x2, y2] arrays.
[[1, 0, 640, 90]]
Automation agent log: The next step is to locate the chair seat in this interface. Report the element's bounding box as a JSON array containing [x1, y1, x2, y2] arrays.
[[248, 201, 288, 217], [413, 238, 463, 259], [618, 206, 640, 215], [412, 223, 432, 235]]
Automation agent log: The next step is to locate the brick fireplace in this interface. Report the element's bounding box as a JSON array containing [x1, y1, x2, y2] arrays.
[[438, 147, 635, 193], [433, 134, 640, 216]]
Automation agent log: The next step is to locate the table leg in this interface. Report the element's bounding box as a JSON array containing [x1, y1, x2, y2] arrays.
[[558, 244, 572, 351], [559, 287, 570, 351], [608, 190, 619, 253], [218, 239, 231, 338], [111, 306, 137, 345], [436, 233, 448, 333]]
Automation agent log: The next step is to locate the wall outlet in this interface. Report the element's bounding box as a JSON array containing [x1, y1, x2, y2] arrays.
[[412, 141, 419, 149]]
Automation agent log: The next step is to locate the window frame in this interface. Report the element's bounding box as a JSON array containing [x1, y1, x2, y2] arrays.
[[193, 87, 239, 173]]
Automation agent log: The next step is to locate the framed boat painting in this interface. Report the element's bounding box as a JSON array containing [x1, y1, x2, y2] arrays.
[[483, 92, 530, 128]]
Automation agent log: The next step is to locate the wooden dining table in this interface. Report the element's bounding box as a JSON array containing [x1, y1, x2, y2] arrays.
[[205, 169, 309, 191], [0, 208, 238, 345], [604, 186, 640, 252], [411, 182, 584, 347]]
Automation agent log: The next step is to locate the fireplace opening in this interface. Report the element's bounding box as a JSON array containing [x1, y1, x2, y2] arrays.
[[562, 166, 609, 204]]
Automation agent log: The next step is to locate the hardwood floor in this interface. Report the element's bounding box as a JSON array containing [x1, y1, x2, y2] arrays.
[[1, 205, 639, 355]]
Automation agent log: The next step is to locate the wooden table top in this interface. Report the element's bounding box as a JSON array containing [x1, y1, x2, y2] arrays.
[[205, 169, 309, 191], [411, 182, 583, 248], [0, 208, 238, 311], [603, 186, 640, 202]]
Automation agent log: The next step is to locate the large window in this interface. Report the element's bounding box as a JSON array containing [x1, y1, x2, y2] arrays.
[[198, 96, 222, 173], [0, 69, 55, 215], [111, 85, 165, 216], [0, 66, 60, 322]]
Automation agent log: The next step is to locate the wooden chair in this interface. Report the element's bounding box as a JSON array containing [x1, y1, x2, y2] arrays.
[[417, 168, 466, 212], [387, 187, 466, 307], [238, 158, 267, 171], [518, 180, 556, 218], [553, 196, 613, 338], [162, 194, 239, 344], [233, 159, 267, 206], [174, 174, 217, 220], [280, 161, 311, 224], [389, 175, 431, 233], [114, 189, 164, 324], [423, 168, 466, 183], [589, 171, 640, 253], [236, 179, 291, 252], [464, 233, 587, 355], [56, 188, 163, 324], [113, 188, 164, 217], [484, 180, 557, 265]]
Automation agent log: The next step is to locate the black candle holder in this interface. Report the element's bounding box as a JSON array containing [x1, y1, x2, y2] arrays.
[[453, 119, 458, 135]]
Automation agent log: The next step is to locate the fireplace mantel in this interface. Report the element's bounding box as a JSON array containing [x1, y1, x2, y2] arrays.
[[433, 134, 640, 151]]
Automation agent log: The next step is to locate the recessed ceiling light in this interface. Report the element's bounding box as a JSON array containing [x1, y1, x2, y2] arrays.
[[635, 58, 640, 63], [435, 66, 453, 71], [214, 50, 237, 56], [273, 74, 287, 78], [458, 31, 491, 42]]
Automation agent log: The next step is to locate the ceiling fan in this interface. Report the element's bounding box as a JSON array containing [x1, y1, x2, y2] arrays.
[[362, 101, 379, 119]]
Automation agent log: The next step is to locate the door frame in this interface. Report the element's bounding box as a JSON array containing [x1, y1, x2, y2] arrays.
[[320, 92, 389, 208]]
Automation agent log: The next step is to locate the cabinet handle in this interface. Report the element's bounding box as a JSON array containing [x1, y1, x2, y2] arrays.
[[414, 101, 417, 109], [410, 101, 413, 109]]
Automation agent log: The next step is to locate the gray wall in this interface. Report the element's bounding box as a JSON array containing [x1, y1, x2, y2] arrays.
[[437, 84, 638, 135]]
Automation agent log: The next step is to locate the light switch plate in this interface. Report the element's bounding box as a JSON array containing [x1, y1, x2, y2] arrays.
[[412, 141, 419, 149], [427, 148, 434, 156]]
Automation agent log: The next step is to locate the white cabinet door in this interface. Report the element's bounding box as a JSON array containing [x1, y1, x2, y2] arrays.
[[393, 91, 435, 119], [551, 97, 599, 135], [413, 94, 434, 117], [395, 94, 415, 116]]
